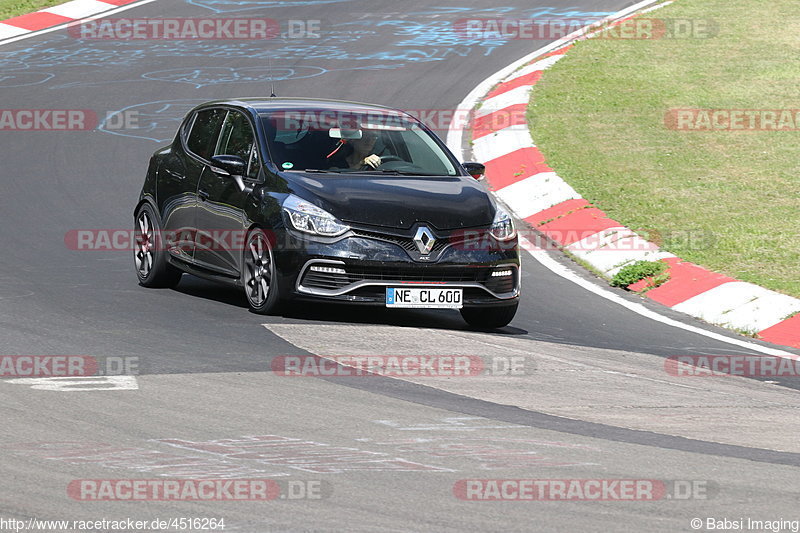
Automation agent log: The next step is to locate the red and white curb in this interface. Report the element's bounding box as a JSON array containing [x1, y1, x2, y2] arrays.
[[0, 0, 151, 44], [449, 0, 800, 350]]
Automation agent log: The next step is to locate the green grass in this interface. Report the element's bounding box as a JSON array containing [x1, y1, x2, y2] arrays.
[[0, 0, 66, 20], [527, 0, 800, 298], [610, 260, 669, 288]]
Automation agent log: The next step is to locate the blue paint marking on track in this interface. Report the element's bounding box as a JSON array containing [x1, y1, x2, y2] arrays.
[[0, 71, 54, 87], [57, 63, 398, 91], [405, 6, 614, 18], [0, 58, 30, 70], [98, 99, 206, 142], [142, 66, 324, 87], [187, 0, 350, 14], [1, 5, 616, 74], [333, 19, 506, 59]]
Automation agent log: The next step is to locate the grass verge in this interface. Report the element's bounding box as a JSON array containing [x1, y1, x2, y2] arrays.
[[527, 0, 800, 298]]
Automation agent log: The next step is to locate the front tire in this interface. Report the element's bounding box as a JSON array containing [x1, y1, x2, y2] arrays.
[[243, 228, 283, 315], [134, 204, 182, 288], [460, 302, 518, 329]]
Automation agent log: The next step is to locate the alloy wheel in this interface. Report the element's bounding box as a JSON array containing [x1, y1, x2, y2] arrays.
[[134, 210, 154, 279], [245, 231, 272, 307]]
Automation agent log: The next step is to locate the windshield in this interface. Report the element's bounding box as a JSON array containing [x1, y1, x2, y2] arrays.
[[259, 109, 459, 176]]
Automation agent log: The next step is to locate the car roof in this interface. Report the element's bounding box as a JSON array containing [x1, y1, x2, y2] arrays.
[[196, 97, 408, 116]]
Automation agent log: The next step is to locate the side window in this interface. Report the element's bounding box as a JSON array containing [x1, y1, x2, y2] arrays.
[[246, 146, 261, 180], [186, 108, 227, 160], [216, 111, 260, 179]]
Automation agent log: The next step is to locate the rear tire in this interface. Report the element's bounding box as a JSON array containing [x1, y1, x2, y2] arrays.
[[243, 228, 283, 315], [460, 302, 518, 329], [134, 204, 182, 288]]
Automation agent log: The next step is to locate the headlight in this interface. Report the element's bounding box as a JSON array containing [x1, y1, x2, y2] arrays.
[[490, 207, 516, 241], [283, 194, 350, 237]]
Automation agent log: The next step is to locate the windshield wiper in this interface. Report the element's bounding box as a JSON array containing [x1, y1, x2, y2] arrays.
[[301, 169, 345, 173], [348, 169, 429, 175]]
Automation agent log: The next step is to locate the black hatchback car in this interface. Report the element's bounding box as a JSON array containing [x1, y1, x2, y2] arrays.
[[134, 98, 520, 327]]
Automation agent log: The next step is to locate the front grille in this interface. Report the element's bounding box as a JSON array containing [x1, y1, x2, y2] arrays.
[[299, 263, 518, 296], [351, 228, 453, 255]]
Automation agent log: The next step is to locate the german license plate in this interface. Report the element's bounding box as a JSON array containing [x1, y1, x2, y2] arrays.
[[386, 287, 463, 309]]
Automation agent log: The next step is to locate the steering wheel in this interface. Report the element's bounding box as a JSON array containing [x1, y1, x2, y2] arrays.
[[377, 155, 403, 164]]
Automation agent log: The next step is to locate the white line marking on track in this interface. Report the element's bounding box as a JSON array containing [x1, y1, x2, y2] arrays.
[[505, 55, 564, 81], [565, 228, 676, 276], [475, 85, 533, 117], [43, 0, 118, 19], [4, 375, 139, 391], [446, 0, 668, 157], [374, 417, 524, 431], [672, 283, 800, 333], [0, 22, 28, 39], [519, 237, 796, 357], [472, 126, 534, 162], [445, 0, 798, 358], [0, 0, 156, 46], [496, 172, 580, 218]]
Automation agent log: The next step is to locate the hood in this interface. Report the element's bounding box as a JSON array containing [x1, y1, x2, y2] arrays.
[[286, 173, 495, 230]]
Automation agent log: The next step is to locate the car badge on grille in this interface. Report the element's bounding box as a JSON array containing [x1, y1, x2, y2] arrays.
[[413, 226, 436, 255]]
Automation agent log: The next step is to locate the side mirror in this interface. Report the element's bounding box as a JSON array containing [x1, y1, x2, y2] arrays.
[[210, 155, 248, 192], [462, 162, 485, 180], [210, 155, 247, 177]]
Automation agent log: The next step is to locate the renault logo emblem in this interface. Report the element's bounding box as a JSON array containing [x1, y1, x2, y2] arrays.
[[414, 226, 436, 255]]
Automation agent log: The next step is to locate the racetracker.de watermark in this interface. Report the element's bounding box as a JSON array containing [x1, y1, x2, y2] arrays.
[[267, 109, 483, 133], [0, 356, 139, 377], [665, 355, 800, 378], [66, 18, 321, 40], [454, 479, 716, 501], [271, 355, 531, 377], [0, 110, 97, 131], [453, 18, 718, 40], [665, 109, 800, 131], [67, 479, 330, 501], [64, 228, 715, 252]]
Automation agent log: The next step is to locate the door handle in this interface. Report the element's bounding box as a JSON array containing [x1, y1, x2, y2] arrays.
[[198, 190, 210, 201]]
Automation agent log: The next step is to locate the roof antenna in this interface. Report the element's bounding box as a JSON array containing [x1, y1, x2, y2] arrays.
[[269, 55, 277, 97]]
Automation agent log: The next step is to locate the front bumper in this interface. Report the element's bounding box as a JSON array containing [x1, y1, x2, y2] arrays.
[[273, 226, 521, 307]]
